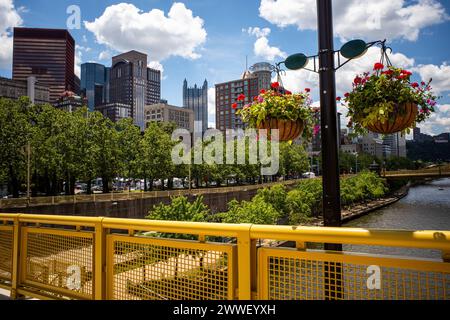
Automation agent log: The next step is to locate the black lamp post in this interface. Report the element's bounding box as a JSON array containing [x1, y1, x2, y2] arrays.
[[317, 1, 342, 248], [280, 1, 389, 235]]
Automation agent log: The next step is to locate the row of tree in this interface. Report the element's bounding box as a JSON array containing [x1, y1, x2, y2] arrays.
[[147, 171, 389, 227], [0, 98, 311, 198]]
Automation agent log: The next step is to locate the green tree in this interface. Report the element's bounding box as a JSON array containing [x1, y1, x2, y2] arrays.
[[116, 118, 142, 187], [0, 97, 32, 197], [140, 122, 174, 190], [280, 143, 309, 178]]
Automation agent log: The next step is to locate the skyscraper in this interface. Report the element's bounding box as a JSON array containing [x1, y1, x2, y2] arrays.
[[147, 68, 161, 106], [12, 27, 75, 103], [109, 51, 161, 130], [81, 63, 110, 111], [183, 79, 208, 133], [383, 133, 407, 158]]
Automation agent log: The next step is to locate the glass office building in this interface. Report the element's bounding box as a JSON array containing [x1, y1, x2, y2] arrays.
[[81, 63, 110, 111], [183, 79, 208, 133]]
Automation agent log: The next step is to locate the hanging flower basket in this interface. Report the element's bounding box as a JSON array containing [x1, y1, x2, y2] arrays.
[[235, 83, 313, 142], [342, 63, 438, 135], [257, 118, 305, 141], [366, 102, 418, 134]]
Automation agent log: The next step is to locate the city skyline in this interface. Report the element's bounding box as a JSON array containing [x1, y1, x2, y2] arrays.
[[0, 0, 449, 133]]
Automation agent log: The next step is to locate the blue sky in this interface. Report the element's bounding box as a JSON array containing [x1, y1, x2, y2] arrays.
[[1, 0, 450, 135]]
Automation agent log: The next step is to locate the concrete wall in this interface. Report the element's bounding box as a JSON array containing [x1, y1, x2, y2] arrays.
[[0, 189, 260, 218]]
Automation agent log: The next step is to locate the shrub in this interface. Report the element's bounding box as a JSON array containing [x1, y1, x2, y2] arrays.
[[218, 197, 281, 225], [286, 189, 314, 225]]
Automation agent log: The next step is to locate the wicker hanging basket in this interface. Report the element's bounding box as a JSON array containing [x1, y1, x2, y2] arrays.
[[366, 102, 418, 134], [257, 118, 305, 141]]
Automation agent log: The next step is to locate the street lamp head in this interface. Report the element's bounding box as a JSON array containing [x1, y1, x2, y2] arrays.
[[284, 53, 309, 70], [340, 39, 368, 60]]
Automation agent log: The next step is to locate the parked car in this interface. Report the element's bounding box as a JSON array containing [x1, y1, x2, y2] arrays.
[[302, 172, 316, 179]]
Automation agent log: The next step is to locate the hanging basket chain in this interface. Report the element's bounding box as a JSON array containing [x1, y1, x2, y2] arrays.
[[378, 40, 393, 76], [274, 62, 286, 92]]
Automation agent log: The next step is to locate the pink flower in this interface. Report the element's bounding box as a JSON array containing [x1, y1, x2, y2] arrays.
[[313, 125, 320, 136]]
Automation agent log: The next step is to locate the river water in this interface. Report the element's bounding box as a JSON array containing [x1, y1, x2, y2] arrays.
[[343, 178, 450, 259]]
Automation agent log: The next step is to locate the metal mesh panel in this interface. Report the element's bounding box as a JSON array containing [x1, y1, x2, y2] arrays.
[[0, 227, 13, 282], [259, 249, 450, 300], [108, 236, 234, 300], [23, 228, 94, 299]]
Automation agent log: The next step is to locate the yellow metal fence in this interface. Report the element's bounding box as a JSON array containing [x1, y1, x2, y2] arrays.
[[0, 214, 449, 300]]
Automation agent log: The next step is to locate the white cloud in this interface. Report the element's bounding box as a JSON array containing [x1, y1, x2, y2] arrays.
[[439, 104, 450, 114], [245, 27, 271, 38], [0, 0, 23, 69], [208, 87, 216, 129], [84, 2, 207, 62], [418, 106, 450, 135], [245, 27, 287, 61], [259, 0, 448, 42], [76, 45, 91, 53], [413, 63, 450, 94], [98, 50, 111, 61], [148, 61, 164, 72], [75, 47, 82, 78]]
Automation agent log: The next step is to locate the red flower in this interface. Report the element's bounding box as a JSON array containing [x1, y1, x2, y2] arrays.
[[344, 92, 350, 98], [381, 70, 394, 76], [260, 89, 266, 94], [237, 94, 246, 101], [411, 82, 419, 88], [354, 76, 362, 85], [305, 88, 311, 93], [397, 74, 407, 80], [401, 70, 412, 76], [271, 82, 280, 89], [373, 63, 384, 70], [421, 81, 426, 86], [231, 103, 238, 109], [336, 96, 341, 101], [285, 90, 292, 95], [253, 96, 258, 101]]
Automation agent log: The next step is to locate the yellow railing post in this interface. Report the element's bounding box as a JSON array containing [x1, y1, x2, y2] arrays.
[[10, 215, 22, 299], [236, 224, 254, 300], [94, 218, 106, 300]]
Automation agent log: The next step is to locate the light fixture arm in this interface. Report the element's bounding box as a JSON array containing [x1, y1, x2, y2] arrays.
[[279, 39, 391, 73]]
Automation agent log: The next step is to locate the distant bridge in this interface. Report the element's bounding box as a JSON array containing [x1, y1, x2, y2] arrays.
[[382, 165, 450, 180]]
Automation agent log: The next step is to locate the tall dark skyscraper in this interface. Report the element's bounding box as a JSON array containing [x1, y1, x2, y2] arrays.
[[12, 27, 75, 103], [110, 50, 161, 130], [81, 63, 110, 111], [147, 68, 161, 106], [183, 79, 208, 133]]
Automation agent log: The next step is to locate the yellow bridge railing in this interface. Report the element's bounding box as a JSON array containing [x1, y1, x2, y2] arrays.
[[0, 214, 449, 300], [382, 164, 450, 179]]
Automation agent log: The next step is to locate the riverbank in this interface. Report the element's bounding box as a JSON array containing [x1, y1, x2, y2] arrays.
[[303, 183, 410, 227]]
